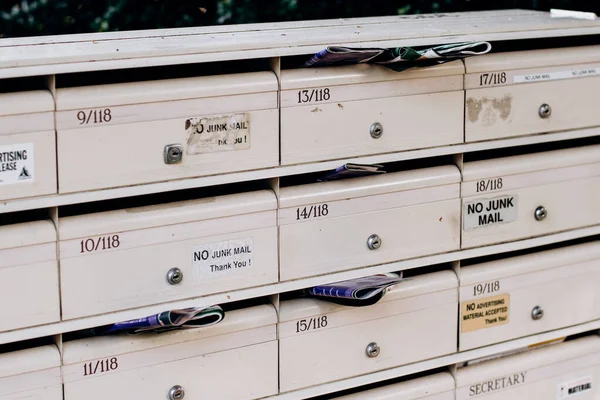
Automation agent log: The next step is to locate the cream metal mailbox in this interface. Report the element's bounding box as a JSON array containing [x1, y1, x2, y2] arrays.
[[461, 144, 600, 248], [0, 90, 56, 200], [333, 372, 455, 400], [59, 190, 278, 319], [55, 72, 279, 193], [454, 336, 600, 399], [62, 304, 278, 400], [0, 220, 59, 332], [459, 242, 600, 351], [465, 45, 600, 142], [0, 345, 62, 400], [279, 62, 464, 165], [279, 165, 461, 280], [279, 270, 458, 392]]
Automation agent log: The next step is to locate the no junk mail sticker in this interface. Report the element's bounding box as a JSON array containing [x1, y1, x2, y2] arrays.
[[463, 195, 518, 230], [185, 113, 251, 155], [0, 143, 34, 186]]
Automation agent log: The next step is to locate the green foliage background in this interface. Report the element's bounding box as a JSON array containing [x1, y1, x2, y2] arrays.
[[1, 0, 599, 38]]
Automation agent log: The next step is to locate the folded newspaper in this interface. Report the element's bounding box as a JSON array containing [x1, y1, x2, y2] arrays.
[[318, 163, 385, 181], [307, 273, 406, 306], [305, 41, 492, 71], [93, 305, 225, 335]]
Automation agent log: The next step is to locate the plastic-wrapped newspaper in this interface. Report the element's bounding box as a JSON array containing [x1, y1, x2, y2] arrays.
[[306, 273, 406, 306], [90, 305, 225, 335], [305, 41, 492, 71]]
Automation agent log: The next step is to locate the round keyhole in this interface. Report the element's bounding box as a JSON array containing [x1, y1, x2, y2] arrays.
[[534, 206, 547, 221], [367, 234, 382, 250], [370, 122, 383, 139], [539, 104, 552, 119], [168, 385, 185, 400], [167, 268, 184, 285], [366, 342, 380, 358], [531, 306, 544, 321], [169, 148, 181, 158]]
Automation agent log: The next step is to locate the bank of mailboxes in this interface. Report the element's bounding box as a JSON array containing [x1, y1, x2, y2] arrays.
[[465, 45, 600, 142], [0, 345, 62, 400], [462, 144, 600, 248], [278, 270, 458, 392], [459, 242, 600, 351], [279, 62, 464, 164], [454, 336, 600, 399], [62, 304, 278, 400], [0, 90, 56, 201], [333, 372, 455, 400], [0, 220, 60, 332], [58, 190, 278, 319], [278, 165, 461, 280], [54, 72, 279, 193]]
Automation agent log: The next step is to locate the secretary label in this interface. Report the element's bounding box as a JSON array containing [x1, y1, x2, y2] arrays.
[[192, 237, 253, 279], [461, 294, 510, 333], [185, 113, 250, 154], [0, 143, 34, 185], [463, 195, 517, 230]]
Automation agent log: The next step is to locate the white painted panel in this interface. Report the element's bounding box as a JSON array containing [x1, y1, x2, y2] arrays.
[[281, 198, 460, 280], [466, 77, 600, 142], [58, 109, 278, 193], [281, 91, 463, 165]]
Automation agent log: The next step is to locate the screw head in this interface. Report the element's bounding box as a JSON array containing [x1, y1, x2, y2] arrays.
[[367, 234, 382, 250], [370, 122, 383, 139], [164, 144, 183, 164], [166, 268, 184, 285], [168, 385, 185, 400], [539, 104, 552, 119], [531, 306, 544, 321], [366, 342, 380, 358], [534, 206, 547, 221]]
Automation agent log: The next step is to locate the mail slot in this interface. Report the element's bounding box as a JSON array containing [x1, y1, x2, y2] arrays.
[[0, 345, 62, 400], [279, 165, 461, 280], [63, 304, 278, 400], [59, 190, 278, 319], [279, 270, 458, 392], [454, 336, 600, 399], [332, 372, 455, 400], [459, 242, 600, 351], [0, 220, 59, 332], [465, 45, 600, 142], [0, 90, 56, 200], [55, 72, 279, 193], [280, 62, 464, 165], [461, 144, 600, 248]]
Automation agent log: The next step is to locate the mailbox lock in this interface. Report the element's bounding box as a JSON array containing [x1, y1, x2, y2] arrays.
[[370, 122, 383, 139], [539, 104, 552, 119], [531, 306, 544, 321], [164, 144, 183, 164], [534, 206, 547, 221], [366, 342, 380, 358], [168, 385, 185, 400], [166, 268, 184, 285], [367, 234, 382, 250]]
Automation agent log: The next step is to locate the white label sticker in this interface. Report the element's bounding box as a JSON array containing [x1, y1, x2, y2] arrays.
[[0, 143, 34, 186], [185, 113, 250, 154], [463, 195, 518, 230], [558, 376, 593, 399], [192, 237, 254, 279], [514, 67, 599, 83]]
